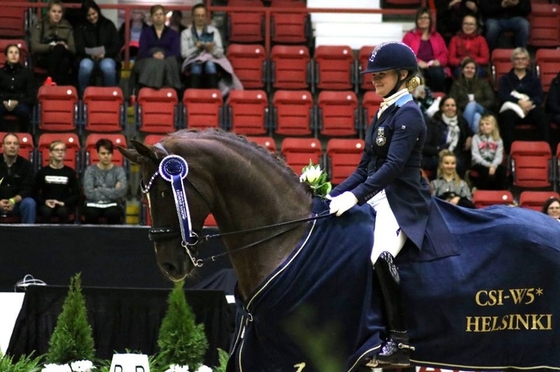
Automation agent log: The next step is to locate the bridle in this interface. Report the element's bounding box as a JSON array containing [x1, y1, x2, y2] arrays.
[[141, 152, 331, 269]]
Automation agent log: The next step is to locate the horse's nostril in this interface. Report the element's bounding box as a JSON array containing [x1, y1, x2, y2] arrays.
[[161, 262, 177, 276]]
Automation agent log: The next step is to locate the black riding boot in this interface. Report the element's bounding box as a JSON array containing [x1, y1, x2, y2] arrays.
[[373, 251, 414, 367], [206, 73, 219, 89]]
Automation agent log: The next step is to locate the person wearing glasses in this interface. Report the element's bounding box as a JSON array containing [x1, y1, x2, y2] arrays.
[[542, 198, 560, 222], [34, 140, 80, 223], [497, 47, 549, 154], [448, 14, 489, 78]]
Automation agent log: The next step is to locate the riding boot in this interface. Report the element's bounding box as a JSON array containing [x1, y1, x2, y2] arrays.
[[373, 251, 414, 367], [206, 73, 219, 89]]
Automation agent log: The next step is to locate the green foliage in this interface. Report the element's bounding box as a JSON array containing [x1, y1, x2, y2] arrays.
[[0, 352, 43, 372], [299, 161, 332, 197], [155, 280, 209, 371], [212, 349, 229, 372], [45, 273, 96, 365]]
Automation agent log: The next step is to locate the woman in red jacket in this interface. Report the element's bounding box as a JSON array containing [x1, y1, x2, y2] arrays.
[[448, 14, 489, 78], [402, 7, 449, 93]]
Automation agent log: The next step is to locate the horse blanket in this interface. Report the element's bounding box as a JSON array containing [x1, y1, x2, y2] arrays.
[[227, 198, 560, 372]]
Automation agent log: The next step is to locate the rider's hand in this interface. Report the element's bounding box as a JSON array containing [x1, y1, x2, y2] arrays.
[[329, 191, 358, 216]]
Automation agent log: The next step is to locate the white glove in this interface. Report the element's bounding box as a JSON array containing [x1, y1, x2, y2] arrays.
[[324, 194, 333, 200], [329, 191, 358, 216]]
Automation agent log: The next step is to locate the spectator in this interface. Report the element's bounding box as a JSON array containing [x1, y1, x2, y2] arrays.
[[402, 7, 450, 93], [449, 57, 496, 134], [31, 0, 76, 85], [545, 71, 560, 127], [479, 0, 531, 51], [412, 79, 438, 120], [430, 149, 475, 208], [497, 47, 549, 154], [469, 114, 508, 190], [0, 133, 36, 223], [74, 0, 120, 97], [129, 4, 182, 96], [82, 138, 127, 224], [168, 10, 186, 34], [0, 44, 37, 133], [422, 96, 473, 178], [542, 198, 560, 222], [434, 0, 480, 44], [448, 14, 489, 78], [34, 140, 80, 223], [118, 10, 148, 62]]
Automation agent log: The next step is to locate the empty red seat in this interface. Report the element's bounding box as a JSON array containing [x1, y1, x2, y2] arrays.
[[84, 133, 127, 167], [272, 90, 313, 136], [182, 89, 223, 130], [519, 190, 560, 211], [326, 138, 364, 185], [472, 190, 514, 208], [226, 1, 264, 44], [314, 45, 355, 91], [227, 44, 267, 89], [270, 2, 310, 45], [510, 141, 552, 189], [535, 48, 560, 94], [226, 90, 269, 135], [37, 133, 81, 170], [281, 137, 323, 175], [528, 4, 560, 48], [247, 136, 277, 154], [137, 88, 179, 134], [270, 45, 311, 90], [491, 48, 514, 91], [361, 91, 383, 127], [357, 45, 376, 91], [37, 85, 79, 132], [317, 90, 359, 137], [82, 86, 124, 133], [144, 134, 166, 146], [0, 5, 27, 39]]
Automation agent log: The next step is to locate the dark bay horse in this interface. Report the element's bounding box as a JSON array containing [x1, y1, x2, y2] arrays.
[[120, 129, 560, 372]]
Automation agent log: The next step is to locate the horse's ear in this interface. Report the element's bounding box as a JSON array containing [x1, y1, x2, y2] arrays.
[[118, 140, 161, 165]]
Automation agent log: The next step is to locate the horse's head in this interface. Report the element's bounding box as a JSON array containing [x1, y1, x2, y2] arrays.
[[119, 140, 212, 281]]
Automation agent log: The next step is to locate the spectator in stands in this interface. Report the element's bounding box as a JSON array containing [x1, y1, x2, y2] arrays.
[[34, 140, 80, 223], [0, 44, 37, 133], [469, 114, 508, 190], [448, 14, 489, 78], [497, 47, 549, 154], [402, 7, 450, 93], [181, 4, 224, 90], [449, 57, 496, 134], [430, 149, 475, 208], [82, 138, 127, 224], [168, 10, 186, 34], [546, 71, 560, 127], [74, 0, 120, 97], [479, 0, 531, 51], [0, 133, 36, 223], [412, 78, 438, 120], [422, 96, 473, 178], [31, 0, 76, 86], [435, 0, 479, 44], [129, 4, 182, 96], [118, 10, 148, 62], [542, 198, 560, 222]]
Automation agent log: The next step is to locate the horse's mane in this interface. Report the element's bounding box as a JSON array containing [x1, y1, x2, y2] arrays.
[[160, 129, 313, 195]]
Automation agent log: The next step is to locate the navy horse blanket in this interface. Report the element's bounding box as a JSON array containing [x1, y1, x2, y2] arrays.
[[227, 198, 560, 372]]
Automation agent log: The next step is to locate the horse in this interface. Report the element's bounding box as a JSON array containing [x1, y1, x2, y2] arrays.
[[120, 129, 560, 372]]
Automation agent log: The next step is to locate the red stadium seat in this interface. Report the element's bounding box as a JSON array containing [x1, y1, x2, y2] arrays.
[[137, 88, 179, 134], [226, 1, 264, 43], [361, 91, 383, 127], [528, 4, 560, 48], [37, 133, 81, 170], [272, 90, 313, 136], [535, 48, 560, 94], [226, 90, 269, 135], [37, 85, 79, 132], [356, 45, 376, 91], [182, 88, 223, 130], [0, 131, 34, 161], [0, 5, 27, 39], [519, 190, 560, 212], [84, 133, 127, 167], [314, 45, 355, 91], [144, 134, 166, 146], [82, 86, 124, 133], [491, 48, 514, 91], [317, 90, 359, 137], [227, 44, 267, 89], [270, 45, 311, 90], [0, 39, 28, 68], [510, 141, 552, 189], [247, 136, 277, 154], [281, 137, 323, 175], [326, 138, 364, 185], [270, 2, 310, 45], [472, 190, 515, 208]]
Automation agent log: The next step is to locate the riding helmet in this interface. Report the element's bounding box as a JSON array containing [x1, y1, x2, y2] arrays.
[[362, 42, 418, 74]]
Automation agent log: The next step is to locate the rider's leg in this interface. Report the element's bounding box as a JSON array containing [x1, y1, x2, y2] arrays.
[[367, 190, 413, 366]]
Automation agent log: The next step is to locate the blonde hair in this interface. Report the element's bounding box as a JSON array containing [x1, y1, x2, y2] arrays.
[[436, 149, 462, 186], [406, 75, 421, 92], [478, 114, 501, 141]]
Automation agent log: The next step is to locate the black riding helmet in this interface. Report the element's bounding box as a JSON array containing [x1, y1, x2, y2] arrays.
[[362, 42, 419, 98]]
